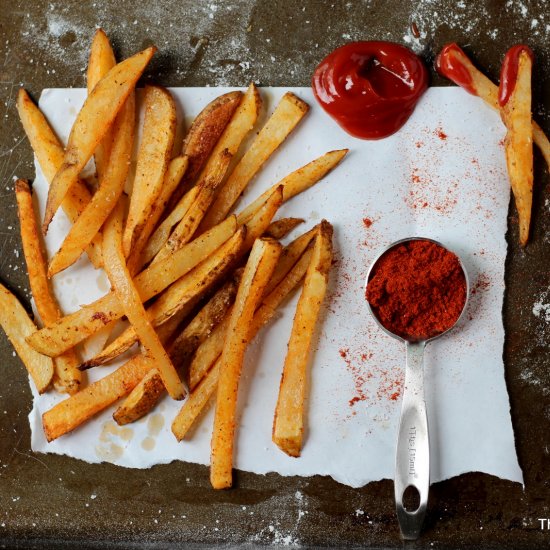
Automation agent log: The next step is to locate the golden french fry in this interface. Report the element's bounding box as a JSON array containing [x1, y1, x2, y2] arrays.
[[28, 216, 237, 357], [87, 28, 116, 181], [241, 185, 283, 251], [16, 89, 102, 267], [265, 217, 305, 240], [436, 43, 550, 170], [273, 221, 333, 457], [188, 314, 229, 392], [189, 238, 314, 391], [127, 155, 188, 273], [42, 355, 153, 441], [48, 92, 136, 276], [237, 149, 348, 226], [0, 282, 53, 393], [85, 226, 247, 366], [200, 92, 309, 230], [190, 83, 261, 205], [264, 225, 317, 295], [15, 179, 82, 394], [139, 186, 200, 268], [170, 272, 240, 370], [211, 238, 282, 489], [43, 46, 156, 232], [167, 91, 243, 212], [123, 85, 176, 257], [152, 149, 232, 265], [173, 358, 221, 441], [113, 368, 164, 425], [499, 47, 534, 246], [102, 203, 185, 400]]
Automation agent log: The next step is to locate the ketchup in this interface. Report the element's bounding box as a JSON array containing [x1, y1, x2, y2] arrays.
[[435, 43, 476, 95], [498, 45, 534, 106], [312, 41, 428, 139]]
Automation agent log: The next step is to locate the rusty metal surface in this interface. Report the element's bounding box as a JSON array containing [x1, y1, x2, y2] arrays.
[[0, 0, 549, 547]]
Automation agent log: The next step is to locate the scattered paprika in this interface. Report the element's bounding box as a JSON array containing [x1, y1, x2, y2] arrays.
[[366, 239, 466, 340]]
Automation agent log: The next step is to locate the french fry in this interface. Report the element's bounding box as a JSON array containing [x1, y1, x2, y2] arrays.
[[189, 83, 260, 208], [15, 179, 82, 394], [48, 92, 136, 276], [87, 28, 116, 181], [28, 216, 237, 357], [264, 225, 317, 295], [167, 91, 243, 212], [84, 226, 247, 366], [273, 221, 333, 457], [0, 282, 53, 394], [42, 355, 153, 441], [152, 148, 232, 265], [103, 203, 184, 400], [211, 238, 282, 489], [173, 358, 221, 441], [188, 314, 229, 392], [126, 155, 188, 273], [265, 217, 304, 240], [138, 185, 200, 267], [123, 85, 176, 257], [237, 149, 348, 226], [189, 240, 314, 391], [16, 89, 102, 267], [112, 368, 164, 425], [436, 43, 550, 170], [43, 46, 156, 232], [200, 92, 309, 230], [499, 47, 534, 246], [170, 272, 240, 370], [140, 186, 200, 266], [241, 185, 283, 251]]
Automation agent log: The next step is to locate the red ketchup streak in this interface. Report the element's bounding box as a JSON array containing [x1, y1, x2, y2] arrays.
[[435, 43, 476, 95], [312, 41, 428, 139], [498, 45, 534, 106]]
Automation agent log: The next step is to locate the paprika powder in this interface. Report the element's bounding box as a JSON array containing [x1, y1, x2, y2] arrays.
[[366, 239, 466, 340]]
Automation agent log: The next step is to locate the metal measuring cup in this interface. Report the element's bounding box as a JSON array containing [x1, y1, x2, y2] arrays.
[[365, 237, 470, 540]]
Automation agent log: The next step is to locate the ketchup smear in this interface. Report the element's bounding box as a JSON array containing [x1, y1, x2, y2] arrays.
[[435, 43, 477, 95], [312, 41, 428, 139], [498, 45, 534, 106]]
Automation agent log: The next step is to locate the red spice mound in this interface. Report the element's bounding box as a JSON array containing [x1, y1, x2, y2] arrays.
[[366, 240, 466, 340]]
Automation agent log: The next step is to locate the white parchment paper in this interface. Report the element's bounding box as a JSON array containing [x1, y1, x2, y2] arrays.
[[29, 87, 523, 487]]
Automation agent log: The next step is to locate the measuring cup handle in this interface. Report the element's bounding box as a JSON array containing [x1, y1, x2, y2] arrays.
[[394, 341, 429, 540]]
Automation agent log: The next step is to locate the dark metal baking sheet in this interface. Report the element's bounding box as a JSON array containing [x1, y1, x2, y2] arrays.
[[1, 0, 549, 547]]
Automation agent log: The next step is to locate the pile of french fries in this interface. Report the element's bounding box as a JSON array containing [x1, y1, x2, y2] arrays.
[[4, 30, 348, 489], [436, 43, 550, 247]]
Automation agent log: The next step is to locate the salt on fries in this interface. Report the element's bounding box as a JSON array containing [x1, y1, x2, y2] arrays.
[[5, 29, 346, 489]]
